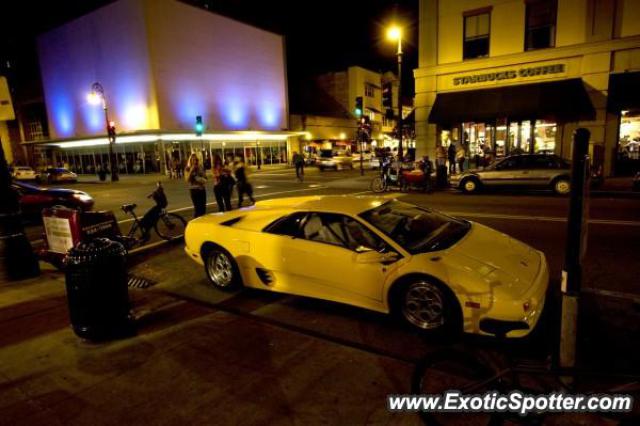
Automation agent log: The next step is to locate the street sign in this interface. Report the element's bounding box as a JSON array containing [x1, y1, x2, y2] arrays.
[[0, 77, 15, 121]]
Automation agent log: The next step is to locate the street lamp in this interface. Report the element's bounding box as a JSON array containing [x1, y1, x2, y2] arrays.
[[87, 82, 119, 182], [387, 25, 403, 160]]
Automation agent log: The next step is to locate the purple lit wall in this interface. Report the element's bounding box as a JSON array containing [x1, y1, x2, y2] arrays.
[[38, 0, 156, 139], [37, 0, 288, 140], [144, 0, 287, 132]]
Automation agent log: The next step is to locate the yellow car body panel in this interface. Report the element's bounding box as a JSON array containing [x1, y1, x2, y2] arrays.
[[184, 196, 549, 337]]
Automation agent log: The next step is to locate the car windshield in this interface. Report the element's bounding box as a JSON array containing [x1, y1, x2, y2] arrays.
[[360, 200, 470, 254]]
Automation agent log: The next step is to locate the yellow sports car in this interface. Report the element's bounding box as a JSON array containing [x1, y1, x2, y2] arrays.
[[184, 196, 549, 337]]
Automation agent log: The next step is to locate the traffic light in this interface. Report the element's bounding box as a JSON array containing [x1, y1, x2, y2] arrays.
[[107, 121, 116, 140], [382, 81, 392, 109], [195, 115, 204, 136], [354, 96, 363, 117]]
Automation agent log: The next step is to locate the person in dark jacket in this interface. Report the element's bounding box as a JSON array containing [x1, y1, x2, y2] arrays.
[[447, 142, 457, 174], [186, 154, 207, 217], [233, 157, 255, 208], [212, 154, 232, 212], [292, 151, 305, 182]]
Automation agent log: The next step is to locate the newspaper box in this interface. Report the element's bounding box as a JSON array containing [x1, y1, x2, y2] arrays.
[[40, 207, 121, 268]]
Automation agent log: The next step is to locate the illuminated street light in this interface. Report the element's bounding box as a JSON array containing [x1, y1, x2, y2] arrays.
[[386, 24, 404, 161], [386, 26, 402, 41], [87, 82, 118, 181]]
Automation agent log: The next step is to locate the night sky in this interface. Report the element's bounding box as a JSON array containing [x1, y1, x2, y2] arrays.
[[0, 0, 418, 101]]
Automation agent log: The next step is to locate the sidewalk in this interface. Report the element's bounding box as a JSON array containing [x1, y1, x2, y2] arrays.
[[0, 266, 416, 426]]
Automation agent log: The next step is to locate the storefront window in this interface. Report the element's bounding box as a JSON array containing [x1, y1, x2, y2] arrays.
[[619, 110, 640, 160], [533, 120, 556, 153]]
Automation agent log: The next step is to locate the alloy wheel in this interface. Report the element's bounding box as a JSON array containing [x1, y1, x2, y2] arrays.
[[402, 281, 445, 330], [207, 251, 234, 288]]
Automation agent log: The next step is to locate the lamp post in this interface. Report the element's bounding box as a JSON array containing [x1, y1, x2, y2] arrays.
[[87, 82, 118, 182], [387, 26, 403, 161]]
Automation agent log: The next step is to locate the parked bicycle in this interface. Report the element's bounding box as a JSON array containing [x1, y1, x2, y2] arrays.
[[117, 203, 186, 250], [411, 318, 640, 425]]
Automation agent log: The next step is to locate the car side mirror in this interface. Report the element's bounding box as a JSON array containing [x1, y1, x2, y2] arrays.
[[355, 250, 398, 264]]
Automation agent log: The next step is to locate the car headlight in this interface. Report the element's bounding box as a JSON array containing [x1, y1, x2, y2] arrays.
[[73, 194, 93, 203]]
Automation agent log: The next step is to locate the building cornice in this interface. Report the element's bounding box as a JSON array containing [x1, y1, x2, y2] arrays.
[[414, 35, 640, 78]]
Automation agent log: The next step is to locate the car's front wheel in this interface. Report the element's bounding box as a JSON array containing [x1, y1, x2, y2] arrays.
[[394, 278, 461, 334], [552, 177, 571, 195], [204, 246, 242, 291], [460, 177, 480, 194]]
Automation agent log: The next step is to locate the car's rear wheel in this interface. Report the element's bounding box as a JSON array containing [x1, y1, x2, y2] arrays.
[[203, 246, 242, 291], [394, 278, 461, 334], [460, 177, 480, 194], [552, 177, 571, 195]]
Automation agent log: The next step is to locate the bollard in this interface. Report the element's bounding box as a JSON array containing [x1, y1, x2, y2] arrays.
[[65, 238, 134, 341], [559, 128, 591, 377]]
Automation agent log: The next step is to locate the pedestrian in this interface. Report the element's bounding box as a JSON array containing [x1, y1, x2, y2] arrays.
[[447, 142, 457, 174], [456, 143, 466, 174], [419, 155, 434, 193], [212, 154, 233, 212], [436, 144, 447, 167], [185, 154, 207, 218], [233, 157, 255, 208], [292, 151, 305, 182]]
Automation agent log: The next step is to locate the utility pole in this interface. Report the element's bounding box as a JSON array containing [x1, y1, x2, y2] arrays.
[[559, 128, 591, 376]]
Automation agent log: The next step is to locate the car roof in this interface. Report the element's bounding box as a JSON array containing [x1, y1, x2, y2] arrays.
[[254, 195, 395, 216]]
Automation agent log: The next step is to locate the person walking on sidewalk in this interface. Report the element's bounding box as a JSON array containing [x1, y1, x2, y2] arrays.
[[436, 144, 447, 167], [212, 154, 232, 212], [292, 151, 305, 182], [185, 154, 207, 218], [456, 143, 466, 174], [233, 157, 255, 208], [447, 142, 457, 174]]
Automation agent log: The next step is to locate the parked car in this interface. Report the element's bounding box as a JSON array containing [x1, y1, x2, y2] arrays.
[[451, 154, 575, 195], [38, 168, 78, 184], [12, 181, 94, 216], [318, 149, 353, 171], [185, 196, 548, 337], [11, 166, 38, 181]]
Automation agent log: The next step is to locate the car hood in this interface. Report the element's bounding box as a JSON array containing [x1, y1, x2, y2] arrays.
[[449, 223, 542, 288]]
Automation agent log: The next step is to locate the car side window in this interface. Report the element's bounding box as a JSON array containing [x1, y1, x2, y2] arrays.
[[499, 157, 521, 170], [300, 213, 389, 253], [264, 213, 306, 237], [301, 213, 348, 248]]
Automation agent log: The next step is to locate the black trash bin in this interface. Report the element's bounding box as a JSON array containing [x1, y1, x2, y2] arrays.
[[65, 238, 134, 341]]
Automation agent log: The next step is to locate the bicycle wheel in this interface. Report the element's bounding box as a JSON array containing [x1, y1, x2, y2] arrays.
[[155, 212, 187, 240], [370, 176, 386, 193], [412, 349, 504, 426]]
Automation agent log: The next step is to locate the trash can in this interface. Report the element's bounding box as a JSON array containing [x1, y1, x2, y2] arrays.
[[64, 238, 134, 341], [436, 165, 448, 188]]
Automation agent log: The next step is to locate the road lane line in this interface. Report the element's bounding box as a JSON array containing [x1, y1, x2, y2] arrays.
[[583, 287, 640, 303], [446, 211, 640, 227]]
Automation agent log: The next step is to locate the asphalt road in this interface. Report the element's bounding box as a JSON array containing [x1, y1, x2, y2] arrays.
[[29, 167, 640, 297]]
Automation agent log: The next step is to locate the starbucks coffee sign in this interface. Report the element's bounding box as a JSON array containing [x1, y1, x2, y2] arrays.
[[453, 64, 565, 86]]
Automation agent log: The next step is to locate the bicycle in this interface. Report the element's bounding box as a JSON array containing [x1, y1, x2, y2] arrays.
[[410, 318, 640, 425], [117, 203, 186, 250]]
